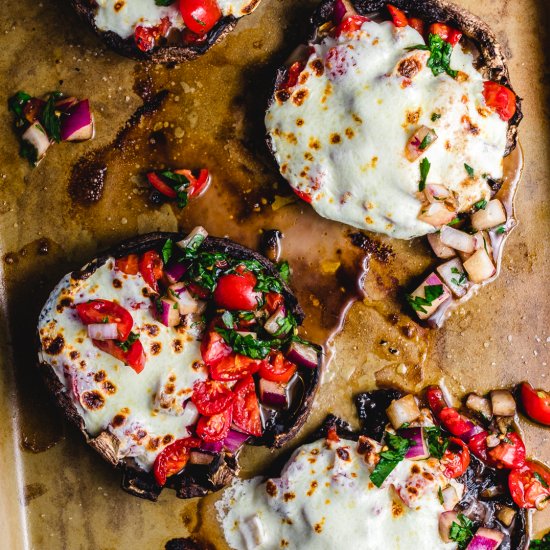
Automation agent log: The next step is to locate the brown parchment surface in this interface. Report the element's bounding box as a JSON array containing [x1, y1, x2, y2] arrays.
[[0, 0, 549, 548]]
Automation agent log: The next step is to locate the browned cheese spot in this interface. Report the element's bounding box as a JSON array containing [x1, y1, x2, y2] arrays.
[[422, 472, 435, 481], [281, 540, 289, 548], [406, 109, 421, 125], [345, 127, 355, 140], [69, 350, 80, 361], [102, 380, 117, 395], [150, 342, 162, 355], [285, 132, 298, 145], [461, 115, 480, 135], [94, 370, 107, 382], [114, 1, 124, 12], [266, 479, 278, 497], [304, 152, 314, 161], [307, 480, 318, 497], [275, 90, 291, 104], [82, 390, 105, 411], [392, 499, 404, 517], [336, 447, 351, 461], [411, 464, 421, 474], [298, 72, 310, 85], [296, 118, 305, 127], [397, 58, 421, 79], [165, 383, 175, 395], [309, 137, 321, 151], [292, 89, 309, 107], [408, 486, 419, 496], [79, 360, 87, 369], [134, 429, 147, 442], [172, 339, 183, 353], [147, 436, 161, 451], [112, 414, 126, 428], [330, 133, 342, 145], [310, 59, 324, 77], [192, 360, 204, 371], [43, 334, 65, 355], [477, 107, 490, 118], [352, 113, 363, 125], [56, 297, 73, 313], [144, 323, 160, 337], [281, 163, 288, 174], [112, 278, 122, 289], [283, 492, 296, 502], [163, 434, 174, 445], [241, 0, 260, 14]]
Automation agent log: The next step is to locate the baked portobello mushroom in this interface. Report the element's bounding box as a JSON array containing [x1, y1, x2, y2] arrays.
[[38, 228, 321, 500], [265, 0, 522, 240], [70, 0, 262, 63]]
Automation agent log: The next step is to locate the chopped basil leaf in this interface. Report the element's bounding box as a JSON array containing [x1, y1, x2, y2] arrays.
[[425, 284, 443, 302], [272, 312, 297, 337], [448, 217, 461, 226], [474, 199, 487, 210], [215, 327, 274, 359], [116, 331, 139, 352], [277, 260, 291, 283], [534, 472, 549, 489], [20, 140, 38, 165], [370, 432, 411, 488], [407, 34, 458, 78], [180, 249, 227, 292], [419, 157, 431, 191], [419, 133, 434, 150], [464, 163, 474, 177], [40, 92, 62, 143], [431, 112, 441, 122], [161, 239, 173, 264], [450, 266, 467, 286], [449, 514, 475, 550], [495, 225, 506, 235], [438, 486, 444, 505], [237, 259, 284, 293], [530, 532, 550, 549], [405, 284, 443, 314], [425, 426, 449, 459], [8, 91, 32, 123]]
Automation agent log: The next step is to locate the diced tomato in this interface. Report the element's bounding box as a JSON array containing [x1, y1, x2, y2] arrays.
[[187, 282, 210, 299], [429, 22, 462, 46], [93, 338, 146, 374], [210, 353, 263, 381], [521, 382, 550, 426], [483, 81, 517, 122], [265, 292, 284, 315], [191, 379, 235, 416], [387, 4, 408, 27], [139, 250, 163, 293], [153, 437, 201, 486], [172, 168, 211, 199], [327, 427, 340, 443], [439, 407, 475, 438], [201, 330, 233, 366], [196, 407, 232, 442], [134, 17, 171, 52], [115, 254, 139, 275], [468, 430, 495, 466], [408, 17, 424, 35], [232, 376, 263, 437], [181, 27, 209, 45], [259, 351, 297, 384], [179, 0, 221, 35], [76, 299, 133, 341], [292, 187, 313, 204], [146, 172, 177, 198], [442, 437, 470, 478], [278, 61, 306, 91], [426, 385, 447, 416], [487, 432, 526, 470], [213, 272, 261, 311], [509, 461, 550, 509], [334, 15, 370, 36]]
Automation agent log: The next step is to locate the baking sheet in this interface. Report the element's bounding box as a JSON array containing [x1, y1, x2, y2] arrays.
[[0, 0, 549, 548]]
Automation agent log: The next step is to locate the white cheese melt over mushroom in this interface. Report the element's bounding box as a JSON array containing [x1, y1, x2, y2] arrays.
[[265, 20, 508, 239], [38, 258, 207, 470], [217, 437, 462, 549]]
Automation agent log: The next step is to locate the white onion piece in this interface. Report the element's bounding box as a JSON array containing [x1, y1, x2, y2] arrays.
[[264, 307, 287, 335], [427, 232, 456, 259], [490, 390, 516, 417], [60, 100, 94, 142], [176, 226, 208, 251], [240, 515, 266, 550], [386, 395, 421, 430], [87, 322, 118, 340], [466, 527, 504, 550], [441, 486, 460, 511], [436, 258, 468, 298], [440, 226, 476, 253], [405, 126, 438, 161], [496, 506, 516, 527], [471, 199, 507, 231], [181, 400, 199, 426], [463, 248, 495, 283], [439, 511, 459, 543], [22, 122, 51, 164], [418, 201, 457, 227], [424, 184, 452, 204], [169, 283, 201, 315], [466, 393, 492, 420], [473, 231, 493, 259]]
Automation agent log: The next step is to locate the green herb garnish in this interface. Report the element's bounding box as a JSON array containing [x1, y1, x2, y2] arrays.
[[449, 514, 475, 550], [425, 426, 449, 459], [370, 432, 411, 488], [438, 486, 444, 505], [419, 132, 434, 151], [160, 170, 191, 209], [40, 92, 62, 142], [277, 260, 291, 283], [450, 266, 467, 286], [116, 331, 140, 352], [530, 532, 550, 549], [431, 112, 441, 122], [155, 0, 175, 4], [215, 327, 274, 360], [405, 284, 443, 314], [535, 472, 549, 489], [474, 199, 487, 210], [419, 157, 431, 191], [161, 239, 173, 264], [464, 163, 474, 177], [495, 225, 506, 235], [8, 91, 32, 123], [407, 34, 458, 78]]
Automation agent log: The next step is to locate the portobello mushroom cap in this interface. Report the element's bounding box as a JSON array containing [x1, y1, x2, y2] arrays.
[[69, 0, 261, 63], [38, 231, 320, 501], [268, 0, 522, 156]]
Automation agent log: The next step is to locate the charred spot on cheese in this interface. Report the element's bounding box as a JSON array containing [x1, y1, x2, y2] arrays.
[[150, 341, 162, 355], [43, 334, 65, 355], [56, 297, 73, 313], [82, 390, 105, 410]]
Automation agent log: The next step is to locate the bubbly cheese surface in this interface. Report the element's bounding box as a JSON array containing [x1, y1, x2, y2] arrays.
[[217, 437, 461, 549], [94, 0, 258, 38], [265, 21, 508, 239], [38, 258, 207, 469]]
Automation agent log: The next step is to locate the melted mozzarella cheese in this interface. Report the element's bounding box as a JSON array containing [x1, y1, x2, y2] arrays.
[[94, 0, 258, 38], [265, 21, 508, 239], [217, 438, 461, 549], [38, 258, 207, 470]]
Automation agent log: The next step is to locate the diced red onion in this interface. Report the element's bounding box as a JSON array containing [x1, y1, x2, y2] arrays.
[[264, 307, 287, 335], [60, 100, 94, 142], [223, 429, 250, 453], [164, 261, 187, 284], [398, 427, 429, 460], [155, 297, 180, 327], [405, 126, 438, 161], [201, 440, 223, 453], [418, 201, 457, 227], [440, 226, 476, 253], [189, 450, 216, 465], [424, 184, 451, 203], [436, 258, 468, 298], [409, 273, 451, 321], [87, 322, 118, 341], [286, 340, 320, 369], [22, 122, 51, 163], [259, 378, 289, 408], [181, 400, 199, 426], [439, 511, 459, 543], [466, 528, 504, 550], [459, 422, 485, 442], [333, 0, 356, 23]]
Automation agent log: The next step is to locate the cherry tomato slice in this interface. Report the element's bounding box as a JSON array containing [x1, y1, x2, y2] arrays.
[[429, 22, 462, 46], [232, 376, 263, 437], [134, 17, 171, 52], [213, 273, 261, 311], [76, 299, 133, 341], [327, 427, 340, 443], [146, 172, 177, 198], [278, 61, 306, 91], [483, 81, 517, 122], [139, 250, 163, 293], [334, 15, 370, 36], [153, 436, 201, 486], [468, 430, 496, 466], [521, 382, 550, 426], [115, 254, 139, 275], [210, 353, 263, 381], [426, 385, 448, 416], [196, 407, 232, 442], [191, 379, 235, 416], [172, 168, 211, 199], [179, 0, 221, 35], [442, 437, 471, 478], [509, 461, 550, 509], [487, 432, 526, 470], [93, 338, 146, 374], [187, 282, 210, 299], [292, 187, 313, 204], [408, 17, 424, 35], [439, 407, 476, 438], [265, 292, 284, 315], [387, 4, 408, 27], [259, 352, 297, 384], [201, 330, 233, 366]]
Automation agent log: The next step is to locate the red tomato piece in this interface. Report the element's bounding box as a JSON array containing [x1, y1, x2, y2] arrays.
[[153, 437, 201, 486], [210, 353, 263, 381], [509, 461, 550, 509], [439, 407, 475, 438], [278, 61, 306, 91], [265, 292, 284, 315], [191, 379, 235, 416], [259, 352, 297, 384], [187, 282, 210, 299], [387, 4, 408, 27], [172, 168, 211, 199], [196, 408, 232, 442], [334, 15, 370, 36], [134, 17, 171, 52], [408, 17, 424, 35], [442, 437, 471, 478], [146, 172, 177, 198], [468, 430, 495, 466], [327, 427, 340, 443], [232, 376, 263, 437], [93, 338, 146, 374], [139, 250, 163, 293], [426, 385, 448, 416], [292, 187, 313, 204], [201, 330, 233, 366], [179, 0, 221, 35], [429, 22, 462, 46], [487, 432, 526, 470], [213, 272, 261, 311], [521, 382, 550, 426], [76, 299, 133, 341], [483, 81, 517, 122], [115, 254, 139, 275]]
